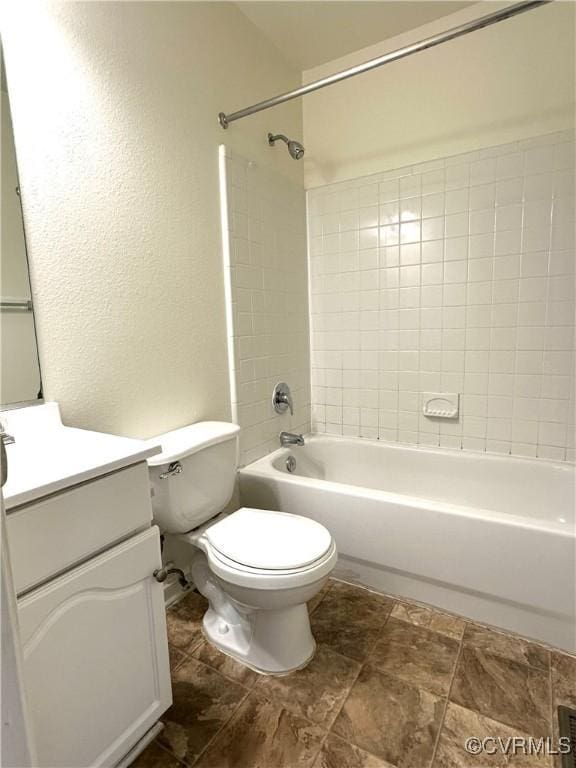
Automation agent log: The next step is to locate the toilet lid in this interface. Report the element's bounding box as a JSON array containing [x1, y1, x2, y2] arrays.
[[205, 508, 333, 570]]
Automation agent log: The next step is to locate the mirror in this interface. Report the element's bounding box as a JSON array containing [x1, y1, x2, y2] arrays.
[[1, 48, 42, 408]]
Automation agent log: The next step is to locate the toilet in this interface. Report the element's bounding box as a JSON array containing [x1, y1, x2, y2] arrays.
[[147, 421, 337, 675]]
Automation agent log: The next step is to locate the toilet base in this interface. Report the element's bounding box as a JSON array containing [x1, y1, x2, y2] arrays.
[[202, 603, 316, 676]]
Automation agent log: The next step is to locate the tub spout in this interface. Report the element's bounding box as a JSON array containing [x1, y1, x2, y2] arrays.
[[280, 431, 304, 447]]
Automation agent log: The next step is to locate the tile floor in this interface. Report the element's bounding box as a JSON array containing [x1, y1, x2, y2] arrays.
[[133, 579, 575, 768]]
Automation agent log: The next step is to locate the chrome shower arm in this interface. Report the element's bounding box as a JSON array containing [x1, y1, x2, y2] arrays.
[[268, 133, 288, 146]]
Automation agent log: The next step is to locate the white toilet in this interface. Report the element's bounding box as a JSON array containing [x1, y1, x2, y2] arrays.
[[147, 421, 337, 675]]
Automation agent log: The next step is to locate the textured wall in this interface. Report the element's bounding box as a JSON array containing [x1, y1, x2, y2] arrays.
[[2, 1, 303, 438], [308, 131, 575, 461], [221, 147, 310, 465], [303, 2, 575, 188]]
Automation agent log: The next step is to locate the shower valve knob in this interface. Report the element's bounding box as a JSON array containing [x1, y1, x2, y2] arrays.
[[272, 382, 293, 415]]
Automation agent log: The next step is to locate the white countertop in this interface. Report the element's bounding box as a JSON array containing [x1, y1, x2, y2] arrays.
[[2, 403, 160, 510]]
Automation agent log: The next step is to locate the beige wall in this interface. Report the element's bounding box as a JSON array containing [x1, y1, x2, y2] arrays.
[[303, 2, 575, 188], [1, 1, 302, 438]]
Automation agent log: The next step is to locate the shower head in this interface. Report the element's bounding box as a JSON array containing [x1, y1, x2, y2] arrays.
[[268, 133, 305, 160]]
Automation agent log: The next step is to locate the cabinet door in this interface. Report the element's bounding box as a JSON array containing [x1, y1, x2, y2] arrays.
[[17, 527, 171, 768]]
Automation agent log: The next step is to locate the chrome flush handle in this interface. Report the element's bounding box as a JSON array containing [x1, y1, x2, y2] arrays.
[[0, 420, 13, 488], [0, 439, 6, 488], [159, 461, 183, 479], [0, 419, 15, 446]]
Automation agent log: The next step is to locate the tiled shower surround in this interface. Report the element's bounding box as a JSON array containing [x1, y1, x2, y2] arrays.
[[308, 131, 575, 461], [221, 148, 310, 465]]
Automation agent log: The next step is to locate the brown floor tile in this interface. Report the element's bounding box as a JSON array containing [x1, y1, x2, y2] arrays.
[[391, 602, 465, 640], [169, 644, 188, 672], [166, 591, 208, 654], [193, 693, 326, 768], [329, 580, 392, 607], [191, 640, 259, 688], [551, 651, 576, 709], [333, 666, 445, 768], [311, 581, 394, 662], [313, 733, 394, 768], [463, 624, 550, 671], [160, 581, 570, 768], [130, 740, 184, 768], [368, 617, 460, 696], [308, 579, 333, 614], [551, 654, 576, 768], [451, 647, 551, 738], [158, 657, 247, 765], [551, 705, 565, 768], [253, 644, 361, 728], [433, 702, 552, 767]]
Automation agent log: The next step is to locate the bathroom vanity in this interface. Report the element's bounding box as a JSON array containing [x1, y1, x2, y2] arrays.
[[2, 403, 171, 767]]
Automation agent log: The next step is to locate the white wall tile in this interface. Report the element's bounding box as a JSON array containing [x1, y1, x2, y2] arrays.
[[225, 150, 310, 465], [308, 132, 575, 461]]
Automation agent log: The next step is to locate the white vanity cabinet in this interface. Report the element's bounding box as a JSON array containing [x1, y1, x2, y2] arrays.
[[2, 405, 171, 768], [17, 525, 171, 768], [7, 463, 154, 595]]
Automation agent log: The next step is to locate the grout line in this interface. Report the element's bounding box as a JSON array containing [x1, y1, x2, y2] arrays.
[[151, 740, 188, 767], [169, 634, 259, 695], [462, 628, 551, 673], [428, 627, 465, 767], [309, 727, 332, 765], [331, 577, 572, 660], [187, 688, 252, 768], [308, 135, 574, 458], [166, 578, 570, 768], [167, 580, 351, 766], [326, 646, 364, 735], [441, 633, 557, 742], [388, 612, 465, 643], [325, 656, 366, 744], [320, 731, 391, 765], [167, 638, 201, 671], [309, 579, 335, 614], [317, 589, 397, 746], [324, 663, 363, 738], [549, 655, 555, 744]]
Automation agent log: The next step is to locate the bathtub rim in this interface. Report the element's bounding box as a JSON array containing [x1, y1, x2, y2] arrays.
[[266, 431, 575, 472], [239, 434, 575, 538]]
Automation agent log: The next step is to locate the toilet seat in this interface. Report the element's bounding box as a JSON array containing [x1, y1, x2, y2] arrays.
[[194, 508, 337, 590], [205, 508, 332, 570]]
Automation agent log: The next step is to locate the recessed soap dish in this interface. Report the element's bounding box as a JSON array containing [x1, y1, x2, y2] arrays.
[[422, 392, 459, 419]]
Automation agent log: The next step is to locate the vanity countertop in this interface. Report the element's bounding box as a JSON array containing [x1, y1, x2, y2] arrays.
[[3, 403, 160, 510]]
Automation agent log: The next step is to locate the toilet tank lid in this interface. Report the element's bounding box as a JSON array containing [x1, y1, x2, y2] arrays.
[[146, 421, 240, 466]]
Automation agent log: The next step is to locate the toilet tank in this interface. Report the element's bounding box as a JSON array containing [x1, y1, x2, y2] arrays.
[[147, 422, 240, 534]]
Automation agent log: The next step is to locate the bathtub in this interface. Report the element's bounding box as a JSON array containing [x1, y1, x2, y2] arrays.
[[239, 435, 576, 652]]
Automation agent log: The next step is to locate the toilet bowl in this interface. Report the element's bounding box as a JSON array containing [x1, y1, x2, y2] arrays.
[[147, 422, 337, 674]]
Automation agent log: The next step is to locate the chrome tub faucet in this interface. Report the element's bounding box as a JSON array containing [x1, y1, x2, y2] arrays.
[[280, 431, 304, 447]]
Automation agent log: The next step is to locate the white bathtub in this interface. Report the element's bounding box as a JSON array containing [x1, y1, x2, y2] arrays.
[[239, 435, 576, 652]]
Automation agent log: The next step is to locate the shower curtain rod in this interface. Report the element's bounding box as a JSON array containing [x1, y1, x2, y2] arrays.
[[218, 0, 550, 129]]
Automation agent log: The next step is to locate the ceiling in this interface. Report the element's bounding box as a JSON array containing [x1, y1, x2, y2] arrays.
[[236, 1, 475, 71]]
